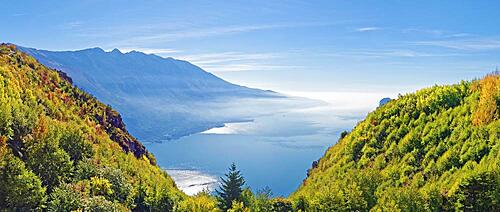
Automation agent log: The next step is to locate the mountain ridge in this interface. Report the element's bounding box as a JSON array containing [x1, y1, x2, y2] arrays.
[[18, 45, 283, 141], [18, 45, 278, 98]]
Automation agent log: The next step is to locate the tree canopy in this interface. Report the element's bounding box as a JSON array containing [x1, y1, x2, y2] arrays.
[[0, 44, 186, 210], [217, 163, 246, 211], [292, 74, 500, 211], [1, 43, 498, 211]]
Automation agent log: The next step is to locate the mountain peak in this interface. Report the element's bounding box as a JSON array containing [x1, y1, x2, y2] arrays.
[[125, 50, 146, 56], [79, 47, 105, 53], [110, 48, 122, 54]]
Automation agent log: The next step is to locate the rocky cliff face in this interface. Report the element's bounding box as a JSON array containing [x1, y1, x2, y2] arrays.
[[94, 106, 153, 164]]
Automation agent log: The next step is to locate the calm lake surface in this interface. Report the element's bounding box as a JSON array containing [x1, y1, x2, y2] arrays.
[[144, 94, 382, 196], [146, 132, 337, 196]]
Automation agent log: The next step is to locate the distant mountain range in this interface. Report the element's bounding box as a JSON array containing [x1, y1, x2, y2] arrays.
[[19, 46, 283, 141]]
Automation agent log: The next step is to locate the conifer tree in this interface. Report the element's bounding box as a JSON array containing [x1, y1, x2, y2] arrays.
[[216, 163, 245, 211]]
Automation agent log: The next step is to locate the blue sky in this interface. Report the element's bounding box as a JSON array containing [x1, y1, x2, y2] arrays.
[[2, 0, 500, 104]]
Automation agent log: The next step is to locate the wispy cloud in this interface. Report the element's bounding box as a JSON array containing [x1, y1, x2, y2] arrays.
[[67, 21, 344, 47], [176, 52, 281, 65], [176, 47, 464, 73], [323, 49, 463, 58], [70, 22, 190, 40], [413, 38, 500, 51], [62, 21, 84, 30], [115, 47, 181, 55], [356, 27, 381, 32], [175, 51, 300, 72], [402, 28, 471, 38], [201, 64, 301, 72], [110, 21, 342, 45]]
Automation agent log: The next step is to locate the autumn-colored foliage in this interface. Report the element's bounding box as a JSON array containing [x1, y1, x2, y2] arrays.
[[473, 73, 500, 125], [293, 77, 500, 211], [0, 44, 185, 210]]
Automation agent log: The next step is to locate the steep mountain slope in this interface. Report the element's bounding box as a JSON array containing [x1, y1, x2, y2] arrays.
[[0, 44, 185, 210], [292, 76, 500, 211], [18, 46, 281, 141]]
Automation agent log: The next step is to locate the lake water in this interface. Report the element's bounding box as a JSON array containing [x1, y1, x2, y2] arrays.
[[146, 131, 337, 196], [144, 93, 385, 196]]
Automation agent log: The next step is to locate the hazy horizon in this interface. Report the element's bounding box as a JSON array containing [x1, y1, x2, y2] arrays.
[[4, 1, 500, 106]]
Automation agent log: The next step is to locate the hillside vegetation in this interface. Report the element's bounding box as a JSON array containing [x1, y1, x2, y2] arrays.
[[0, 44, 190, 211], [2, 42, 499, 211], [292, 75, 500, 211]]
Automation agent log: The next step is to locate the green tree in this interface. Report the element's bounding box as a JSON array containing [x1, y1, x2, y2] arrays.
[[98, 167, 133, 205], [150, 188, 175, 212], [59, 128, 93, 163], [83, 196, 124, 211], [372, 187, 426, 212], [216, 163, 246, 211], [89, 176, 113, 196], [270, 198, 293, 212], [74, 158, 98, 181], [453, 171, 500, 211], [133, 182, 151, 212], [47, 184, 82, 211], [0, 153, 46, 210], [25, 125, 73, 191], [228, 201, 249, 212], [176, 191, 219, 212], [240, 187, 254, 208], [252, 187, 273, 212], [293, 196, 308, 212]]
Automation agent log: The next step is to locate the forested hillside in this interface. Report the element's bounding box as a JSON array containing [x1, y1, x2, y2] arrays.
[[0, 44, 187, 210], [2, 41, 499, 211], [292, 74, 500, 211]]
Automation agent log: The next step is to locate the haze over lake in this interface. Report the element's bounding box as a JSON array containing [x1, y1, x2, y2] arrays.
[[18, 42, 399, 197], [146, 93, 388, 196]]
